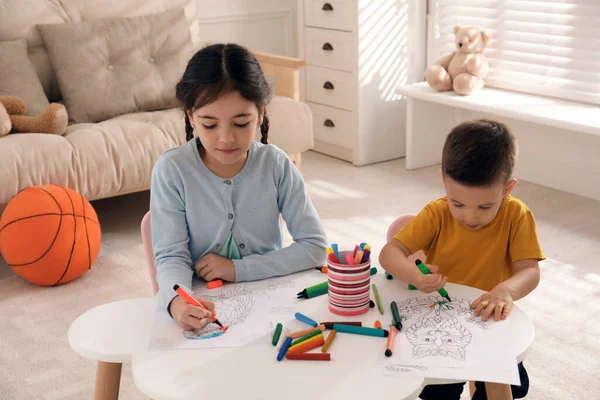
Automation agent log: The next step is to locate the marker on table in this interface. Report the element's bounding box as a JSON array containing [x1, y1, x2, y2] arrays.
[[321, 330, 337, 352], [271, 323, 283, 346], [295, 312, 318, 327], [277, 337, 292, 361], [385, 326, 398, 357], [372, 283, 384, 315], [286, 353, 331, 361], [390, 301, 403, 331], [414, 259, 451, 302], [173, 284, 225, 329], [333, 324, 389, 338], [321, 321, 362, 330]]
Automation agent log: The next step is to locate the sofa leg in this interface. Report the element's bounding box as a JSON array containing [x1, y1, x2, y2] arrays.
[[289, 153, 302, 171]]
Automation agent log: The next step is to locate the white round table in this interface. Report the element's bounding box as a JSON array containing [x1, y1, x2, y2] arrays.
[[68, 272, 534, 400]]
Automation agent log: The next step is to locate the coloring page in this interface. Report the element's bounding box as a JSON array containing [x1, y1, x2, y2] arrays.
[[380, 295, 520, 385]]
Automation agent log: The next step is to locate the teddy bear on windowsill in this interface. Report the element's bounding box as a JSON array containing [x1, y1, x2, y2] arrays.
[[426, 25, 491, 96], [0, 95, 68, 137]]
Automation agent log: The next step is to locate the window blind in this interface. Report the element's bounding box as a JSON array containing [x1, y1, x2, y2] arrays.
[[427, 0, 600, 105]]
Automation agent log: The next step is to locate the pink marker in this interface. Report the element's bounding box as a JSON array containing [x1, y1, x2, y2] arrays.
[[345, 254, 355, 265]]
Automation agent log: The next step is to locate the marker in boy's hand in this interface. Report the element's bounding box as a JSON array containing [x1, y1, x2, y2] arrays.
[[170, 294, 216, 331], [413, 264, 448, 294], [470, 284, 513, 322]]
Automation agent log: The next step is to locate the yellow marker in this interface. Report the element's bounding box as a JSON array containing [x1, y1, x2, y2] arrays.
[[321, 330, 337, 353]]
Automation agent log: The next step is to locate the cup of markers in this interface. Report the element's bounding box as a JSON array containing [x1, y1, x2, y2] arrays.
[[327, 243, 372, 317]]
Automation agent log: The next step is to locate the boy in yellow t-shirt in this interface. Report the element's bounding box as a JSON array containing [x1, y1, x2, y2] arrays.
[[380, 119, 545, 400]]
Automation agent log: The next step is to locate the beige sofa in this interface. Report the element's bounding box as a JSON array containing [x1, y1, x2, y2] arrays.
[[0, 0, 313, 210]]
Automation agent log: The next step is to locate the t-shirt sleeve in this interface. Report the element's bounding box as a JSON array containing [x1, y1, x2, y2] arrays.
[[393, 204, 439, 255], [509, 209, 546, 263]]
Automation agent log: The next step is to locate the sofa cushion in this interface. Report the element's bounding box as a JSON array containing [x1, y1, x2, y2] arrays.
[[262, 95, 314, 154], [64, 108, 187, 201], [37, 8, 193, 123], [0, 40, 49, 116], [0, 134, 78, 206], [0, 0, 200, 103]]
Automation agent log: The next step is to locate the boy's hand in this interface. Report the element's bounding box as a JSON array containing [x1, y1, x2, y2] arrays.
[[170, 295, 216, 331], [195, 254, 236, 282], [471, 284, 514, 321], [415, 264, 448, 294]]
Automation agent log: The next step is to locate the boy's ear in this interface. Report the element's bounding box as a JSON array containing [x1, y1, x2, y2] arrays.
[[440, 169, 446, 187], [504, 178, 517, 197]]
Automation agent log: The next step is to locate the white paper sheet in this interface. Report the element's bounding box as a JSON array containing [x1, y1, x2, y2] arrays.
[[380, 294, 520, 385], [148, 274, 312, 351]]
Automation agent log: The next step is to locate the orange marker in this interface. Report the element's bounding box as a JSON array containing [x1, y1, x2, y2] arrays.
[[288, 325, 325, 339], [354, 250, 364, 265], [207, 279, 223, 289], [385, 325, 398, 357], [321, 329, 337, 353], [374, 320, 382, 329], [173, 284, 225, 329], [288, 335, 325, 354]]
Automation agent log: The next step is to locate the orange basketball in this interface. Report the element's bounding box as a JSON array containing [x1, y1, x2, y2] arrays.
[[0, 185, 101, 286]]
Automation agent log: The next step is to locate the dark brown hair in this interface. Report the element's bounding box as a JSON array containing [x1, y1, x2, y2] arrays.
[[442, 119, 517, 186], [175, 43, 272, 143]]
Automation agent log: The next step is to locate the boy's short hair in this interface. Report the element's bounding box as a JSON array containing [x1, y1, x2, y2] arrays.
[[442, 119, 517, 186]]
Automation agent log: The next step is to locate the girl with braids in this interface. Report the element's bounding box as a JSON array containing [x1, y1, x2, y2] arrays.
[[150, 44, 327, 331]]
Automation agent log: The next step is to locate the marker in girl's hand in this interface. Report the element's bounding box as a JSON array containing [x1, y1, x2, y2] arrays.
[[173, 284, 227, 331]]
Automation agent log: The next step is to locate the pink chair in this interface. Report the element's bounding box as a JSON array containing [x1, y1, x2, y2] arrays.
[[385, 214, 426, 265], [140, 211, 159, 294]]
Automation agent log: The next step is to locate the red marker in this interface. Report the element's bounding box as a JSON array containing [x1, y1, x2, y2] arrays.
[[173, 284, 225, 329]]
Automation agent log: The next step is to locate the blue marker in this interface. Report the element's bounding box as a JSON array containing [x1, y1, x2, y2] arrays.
[[360, 242, 367, 249], [331, 243, 340, 263], [277, 337, 292, 361], [295, 312, 318, 327]]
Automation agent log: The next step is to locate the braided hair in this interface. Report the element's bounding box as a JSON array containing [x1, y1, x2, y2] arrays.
[[176, 44, 272, 145]]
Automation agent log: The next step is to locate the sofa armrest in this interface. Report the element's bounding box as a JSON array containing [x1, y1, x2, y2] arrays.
[[254, 52, 305, 100]]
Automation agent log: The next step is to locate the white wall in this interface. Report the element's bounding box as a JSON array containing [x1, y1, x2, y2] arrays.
[[195, 0, 296, 56]]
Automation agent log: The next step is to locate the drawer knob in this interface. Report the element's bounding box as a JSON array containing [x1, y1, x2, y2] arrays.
[[324, 119, 335, 128], [322, 42, 334, 51], [322, 3, 334, 11], [323, 81, 335, 90]]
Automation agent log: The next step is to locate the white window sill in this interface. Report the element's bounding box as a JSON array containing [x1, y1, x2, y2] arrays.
[[396, 82, 600, 137]]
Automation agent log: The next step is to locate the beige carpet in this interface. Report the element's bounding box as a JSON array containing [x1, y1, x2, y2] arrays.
[[1, 151, 599, 400]]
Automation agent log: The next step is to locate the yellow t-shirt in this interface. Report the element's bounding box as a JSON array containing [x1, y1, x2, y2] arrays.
[[394, 196, 545, 292]]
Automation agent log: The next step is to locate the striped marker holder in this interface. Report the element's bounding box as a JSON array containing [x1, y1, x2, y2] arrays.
[[327, 251, 371, 316]]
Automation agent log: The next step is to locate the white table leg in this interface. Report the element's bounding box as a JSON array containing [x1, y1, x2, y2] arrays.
[[94, 361, 122, 400]]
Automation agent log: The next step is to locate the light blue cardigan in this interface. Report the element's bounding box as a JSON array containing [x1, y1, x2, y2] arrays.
[[150, 139, 328, 309]]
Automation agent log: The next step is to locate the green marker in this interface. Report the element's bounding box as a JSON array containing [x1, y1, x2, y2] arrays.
[[413, 259, 451, 302], [271, 323, 283, 346], [390, 301, 402, 331], [372, 283, 384, 315], [290, 328, 322, 347]]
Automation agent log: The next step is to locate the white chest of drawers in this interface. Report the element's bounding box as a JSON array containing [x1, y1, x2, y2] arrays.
[[297, 0, 426, 166]]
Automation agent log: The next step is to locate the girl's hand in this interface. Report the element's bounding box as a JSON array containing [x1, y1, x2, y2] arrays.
[[470, 284, 514, 321], [169, 295, 216, 331], [415, 264, 448, 294], [195, 254, 236, 282]]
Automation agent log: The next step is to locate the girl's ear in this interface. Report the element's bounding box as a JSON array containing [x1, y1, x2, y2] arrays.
[[258, 106, 265, 127], [186, 110, 195, 129]]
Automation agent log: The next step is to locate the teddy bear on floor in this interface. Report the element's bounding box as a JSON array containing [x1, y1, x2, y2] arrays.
[[0, 95, 68, 137], [426, 25, 490, 95]]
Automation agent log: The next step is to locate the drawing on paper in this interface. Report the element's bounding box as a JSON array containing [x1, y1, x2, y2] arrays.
[[183, 277, 293, 340], [405, 300, 472, 361]]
